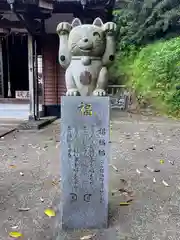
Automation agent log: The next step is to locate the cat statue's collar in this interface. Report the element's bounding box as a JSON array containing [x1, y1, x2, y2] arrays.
[[72, 56, 101, 60], [72, 56, 101, 66]]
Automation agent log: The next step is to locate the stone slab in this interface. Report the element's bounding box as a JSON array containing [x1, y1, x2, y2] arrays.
[[60, 96, 110, 230]]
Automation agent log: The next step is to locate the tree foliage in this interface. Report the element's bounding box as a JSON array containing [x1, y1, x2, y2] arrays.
[[114, 0, 180, 50]]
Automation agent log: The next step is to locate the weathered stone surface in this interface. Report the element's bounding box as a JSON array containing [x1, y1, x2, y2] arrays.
[[60, 96, 110, 229]]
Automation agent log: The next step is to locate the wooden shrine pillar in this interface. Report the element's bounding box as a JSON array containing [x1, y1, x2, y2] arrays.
[[0, 39, 4, 98], [28, 34, 35, 120], [28, 34, 40, 121]]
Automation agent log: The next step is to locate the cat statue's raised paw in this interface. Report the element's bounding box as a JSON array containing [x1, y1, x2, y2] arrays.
[[56, 17, 116, 96]]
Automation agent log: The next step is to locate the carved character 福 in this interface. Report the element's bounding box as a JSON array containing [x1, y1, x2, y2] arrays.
[[78, 102, 92, 116]]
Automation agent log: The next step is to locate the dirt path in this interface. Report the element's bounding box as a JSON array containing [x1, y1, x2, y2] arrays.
[[0, 116, 180, 239]]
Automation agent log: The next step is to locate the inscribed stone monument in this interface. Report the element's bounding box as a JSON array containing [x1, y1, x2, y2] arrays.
[[61, 96, 109, 229], [57, 17, 116, 230]]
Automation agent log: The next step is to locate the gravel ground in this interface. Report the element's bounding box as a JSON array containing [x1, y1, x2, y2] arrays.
[[0, 115, 180, 240]]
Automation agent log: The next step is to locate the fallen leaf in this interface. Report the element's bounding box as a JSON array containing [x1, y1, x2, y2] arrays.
[[132, 145, 136, 150], [146, 145, 155, 151], [162, 180, 169, 187], [80, 234, 95, 240], [44, 208, 56, 217], [136, 169, 141, 175], [9, 165, 16, 168], [126, 198, 133, 203], [18, 207, 30, 212], [9, 232, 22, 238], [144, 165, 154, 172], [109, 164, 118, 172], [120, 202, 130, 206], [120, 179, 128, 185], [11, 226, 18, 230], [160, 160, 164, 164], [168, 160, 175, 165], [52, 180, 60, 186]]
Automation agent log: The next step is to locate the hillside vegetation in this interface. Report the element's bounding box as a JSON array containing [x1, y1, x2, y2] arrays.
[[112, 0, 180, 117]]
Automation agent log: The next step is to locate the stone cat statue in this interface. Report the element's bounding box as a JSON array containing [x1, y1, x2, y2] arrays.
[[56, 17, 116, 96]]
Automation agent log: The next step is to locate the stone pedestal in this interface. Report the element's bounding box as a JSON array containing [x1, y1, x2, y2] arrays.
[[60, 96, 110, 230]]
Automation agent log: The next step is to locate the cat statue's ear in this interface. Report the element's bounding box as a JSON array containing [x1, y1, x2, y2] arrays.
[[72, 18, 82, 28], [93, 18, 103, 27]]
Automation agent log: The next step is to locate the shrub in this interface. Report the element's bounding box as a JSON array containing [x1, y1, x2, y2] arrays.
[[112, 0, 180, 117], [109, 45, 139, 84], [127, 37, 180, 116]]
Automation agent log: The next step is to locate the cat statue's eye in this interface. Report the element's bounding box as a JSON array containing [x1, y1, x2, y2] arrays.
[[93, 32, 101, 38]]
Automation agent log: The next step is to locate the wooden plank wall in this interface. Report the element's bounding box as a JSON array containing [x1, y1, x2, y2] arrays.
[[42, 34, 66, 106]]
